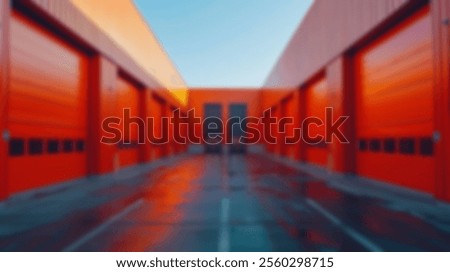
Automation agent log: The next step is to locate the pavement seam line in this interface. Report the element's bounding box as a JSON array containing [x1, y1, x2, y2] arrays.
[[305, 198, 383, 252], [62, 198, 144, 252], [218, 197, 230, 252]]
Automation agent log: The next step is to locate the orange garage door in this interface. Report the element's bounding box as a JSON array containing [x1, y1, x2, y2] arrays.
[[150, 96, 168, 159], [355, 6, 434, 193], [8, 12, 88, 193], [304, 76, 329, 166], [116, 76, 140, 168]]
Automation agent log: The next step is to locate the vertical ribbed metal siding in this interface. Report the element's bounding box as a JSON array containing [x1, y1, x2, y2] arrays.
[[8, 10, 88, 193], [26, 0, 184, 109], [355, 7, 435, 193], [265, 0, 413, 88], [29, 0, 143, 84]]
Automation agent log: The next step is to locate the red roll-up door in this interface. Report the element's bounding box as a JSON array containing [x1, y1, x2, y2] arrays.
[[116, 76, 140, 168], [305, 76, 329, 166], [8, 11, 88, 193], [355, 6, 434, 193], [150, 95, 167, 159]]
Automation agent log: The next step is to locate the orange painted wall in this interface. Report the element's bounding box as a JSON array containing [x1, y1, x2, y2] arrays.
[[0, 0, 189, 200], [2, 0, 448, 204], [188, 89, 262, 145], [260, 88, 293, 110], [70, 0, 188, 105], [326, 56, 355, 173], [260, 0, 450, 200], [90, 56, 118, 175], [304, 76, 329, 167], [265, 0, 414, 88], [261, 88, 299, 156], [20, 0, 187, 111]]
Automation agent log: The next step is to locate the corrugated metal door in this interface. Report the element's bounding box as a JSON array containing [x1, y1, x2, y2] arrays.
[[149, 96, 167, 159], [8, 11, 88, 193], [305, 76, 328, 166], [116, 76, 140, 168], [355, 6, 435, 193]]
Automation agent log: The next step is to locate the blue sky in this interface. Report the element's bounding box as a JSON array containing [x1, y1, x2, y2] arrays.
[[134, 0, 313, 88]]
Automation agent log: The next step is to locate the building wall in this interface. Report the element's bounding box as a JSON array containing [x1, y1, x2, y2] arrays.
[[22, 0, 185, 108], [265, 0, 419, 88], [0, 1, 187, 200], [262, 0, 450, 200], [261, 88, 293, 109], [88, 56, 118, 175], [188, 89, 262, 145], [70, 0, 189, 105], [3, 0, 450, 203]]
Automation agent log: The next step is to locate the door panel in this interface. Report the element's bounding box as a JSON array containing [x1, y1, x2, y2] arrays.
[[8, 11, 88, 193], [116, 76, 140, 168], [305, 76, 328, 166], [355, 6, 434, 193]]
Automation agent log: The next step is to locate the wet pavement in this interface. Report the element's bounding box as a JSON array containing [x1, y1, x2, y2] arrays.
[[2, 151, 450, 251]]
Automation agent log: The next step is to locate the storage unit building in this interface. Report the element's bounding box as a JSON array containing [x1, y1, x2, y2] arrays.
[[261, 0, 450, 200], [8, 11, 88, 193], [0, 0, 188, 200], [355, 6, 435, 192]]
